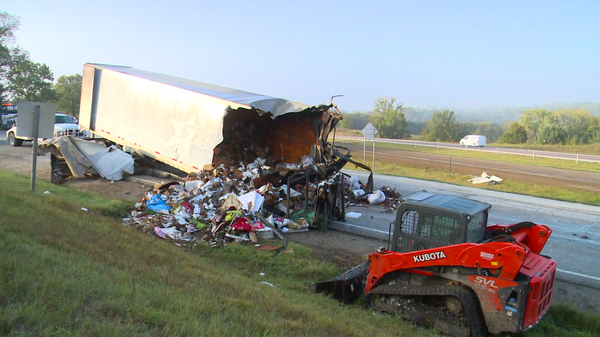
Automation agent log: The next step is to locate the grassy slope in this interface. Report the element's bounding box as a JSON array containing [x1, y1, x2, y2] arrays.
[[0, 170, 598, 337]]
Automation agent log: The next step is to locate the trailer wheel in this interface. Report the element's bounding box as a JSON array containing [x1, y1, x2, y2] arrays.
[[7, 131, 23, 147]]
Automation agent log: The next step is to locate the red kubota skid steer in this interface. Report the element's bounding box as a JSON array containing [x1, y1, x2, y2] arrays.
[[313, 192, 556, 337]]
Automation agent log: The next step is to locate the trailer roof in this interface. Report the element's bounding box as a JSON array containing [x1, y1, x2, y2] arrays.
[[86, 63, 313, 117]]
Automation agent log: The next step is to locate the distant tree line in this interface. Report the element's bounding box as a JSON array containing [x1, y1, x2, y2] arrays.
[[1, 11, 82, 117], [499, 109, 600, 145], [340, 98, 600, 145]]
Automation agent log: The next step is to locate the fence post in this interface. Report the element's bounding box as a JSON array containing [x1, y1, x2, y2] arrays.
[[449, 156, 452, 176], [437, 143, 439, 150], [497, 147, 499, 156], [577, 154, 579, 164], [414, 141, 416, 147], [533, 150, 535, 160]]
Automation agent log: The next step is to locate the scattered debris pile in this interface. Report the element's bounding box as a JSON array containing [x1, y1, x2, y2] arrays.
[[123, 154, 376, 248], [469, 172, 503, 185]]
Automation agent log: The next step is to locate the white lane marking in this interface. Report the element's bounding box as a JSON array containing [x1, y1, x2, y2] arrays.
[[331, 221, 391, 236], [557, 269, 600, 282], [127, 176, 160, 185]]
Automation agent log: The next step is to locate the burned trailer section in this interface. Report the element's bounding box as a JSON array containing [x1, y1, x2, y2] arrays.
[[215, 102, 342, 168]]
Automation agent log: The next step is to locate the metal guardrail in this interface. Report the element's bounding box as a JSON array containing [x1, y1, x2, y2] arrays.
[[334, 136, 600, 164]]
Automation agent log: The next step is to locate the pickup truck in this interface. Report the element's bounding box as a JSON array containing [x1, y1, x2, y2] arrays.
[[6, 113, 88, 146]]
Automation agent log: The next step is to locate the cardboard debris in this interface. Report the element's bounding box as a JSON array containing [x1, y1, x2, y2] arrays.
[[469, 172, 504, 185]]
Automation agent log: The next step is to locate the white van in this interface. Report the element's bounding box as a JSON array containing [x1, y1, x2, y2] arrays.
[[459, 135, 486, 147]]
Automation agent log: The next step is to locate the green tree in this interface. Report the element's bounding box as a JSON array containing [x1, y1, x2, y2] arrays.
[[555, 109, 597, 144], [454, 122, 471, 142], [0, 11, 55, 104], [55, 74, 82, 117], [0, 12, 20, 103], [471, 122, 503, 142], [519, 109, 558, 143], [6, 48, 55, 102], [371, 97, 409, 139], [498, 122, 527, 144], [538, 125, 567, 145], [350, 112, 369, 130], [589, 117, 600, 143], [420, 109, 457, 142], [338, 112, 354, 129]]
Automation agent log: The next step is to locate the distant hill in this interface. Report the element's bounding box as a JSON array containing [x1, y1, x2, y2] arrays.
[[404, 102, 600, 125]]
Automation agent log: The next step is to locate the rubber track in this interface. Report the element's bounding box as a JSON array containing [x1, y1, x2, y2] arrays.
[[366, 284, 488, 337]]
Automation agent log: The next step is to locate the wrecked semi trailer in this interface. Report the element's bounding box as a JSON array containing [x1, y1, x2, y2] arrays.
[[78, 63, 343, 174], [72, 63, 374, 228]]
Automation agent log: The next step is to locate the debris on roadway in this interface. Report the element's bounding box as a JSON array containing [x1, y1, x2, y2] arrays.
[[469, 171, 503, 185]]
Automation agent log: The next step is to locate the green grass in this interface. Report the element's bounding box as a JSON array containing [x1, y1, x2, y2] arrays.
[[1, 169, 598, 337], [0, 170, 433, 337], [344, 152, 600, 206], [337, 138, 600, 174], [531, 303, 600, 337], [490, 142, 600, 156]]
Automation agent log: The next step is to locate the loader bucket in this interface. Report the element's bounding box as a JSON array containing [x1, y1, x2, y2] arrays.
[[311, 261, 370, 303]]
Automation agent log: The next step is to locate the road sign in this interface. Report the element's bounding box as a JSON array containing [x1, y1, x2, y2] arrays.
[[361, 123, 378, 140], [16, 101, 55, 139], [361, 123, 378, 169]]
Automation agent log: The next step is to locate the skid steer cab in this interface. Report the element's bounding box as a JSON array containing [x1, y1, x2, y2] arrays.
[[313, 192, 557, 337]]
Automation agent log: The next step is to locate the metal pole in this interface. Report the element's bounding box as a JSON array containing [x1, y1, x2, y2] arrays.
[[31, 105, 40, 193], [363, 134, 366, 164], [286, 176, 291, 219], [449, 156, 452, 176], [533, 150, 535, 160], [497, 147, 499, 156], [372, 137, 375, 171], [332, 126, 336, 148], [577, 154, 579, 164]]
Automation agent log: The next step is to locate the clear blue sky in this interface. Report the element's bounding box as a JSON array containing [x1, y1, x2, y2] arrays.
[[5, 0, 600, 111]]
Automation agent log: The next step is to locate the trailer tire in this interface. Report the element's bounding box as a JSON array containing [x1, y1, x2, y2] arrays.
[[7, 131, 23, 147]]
